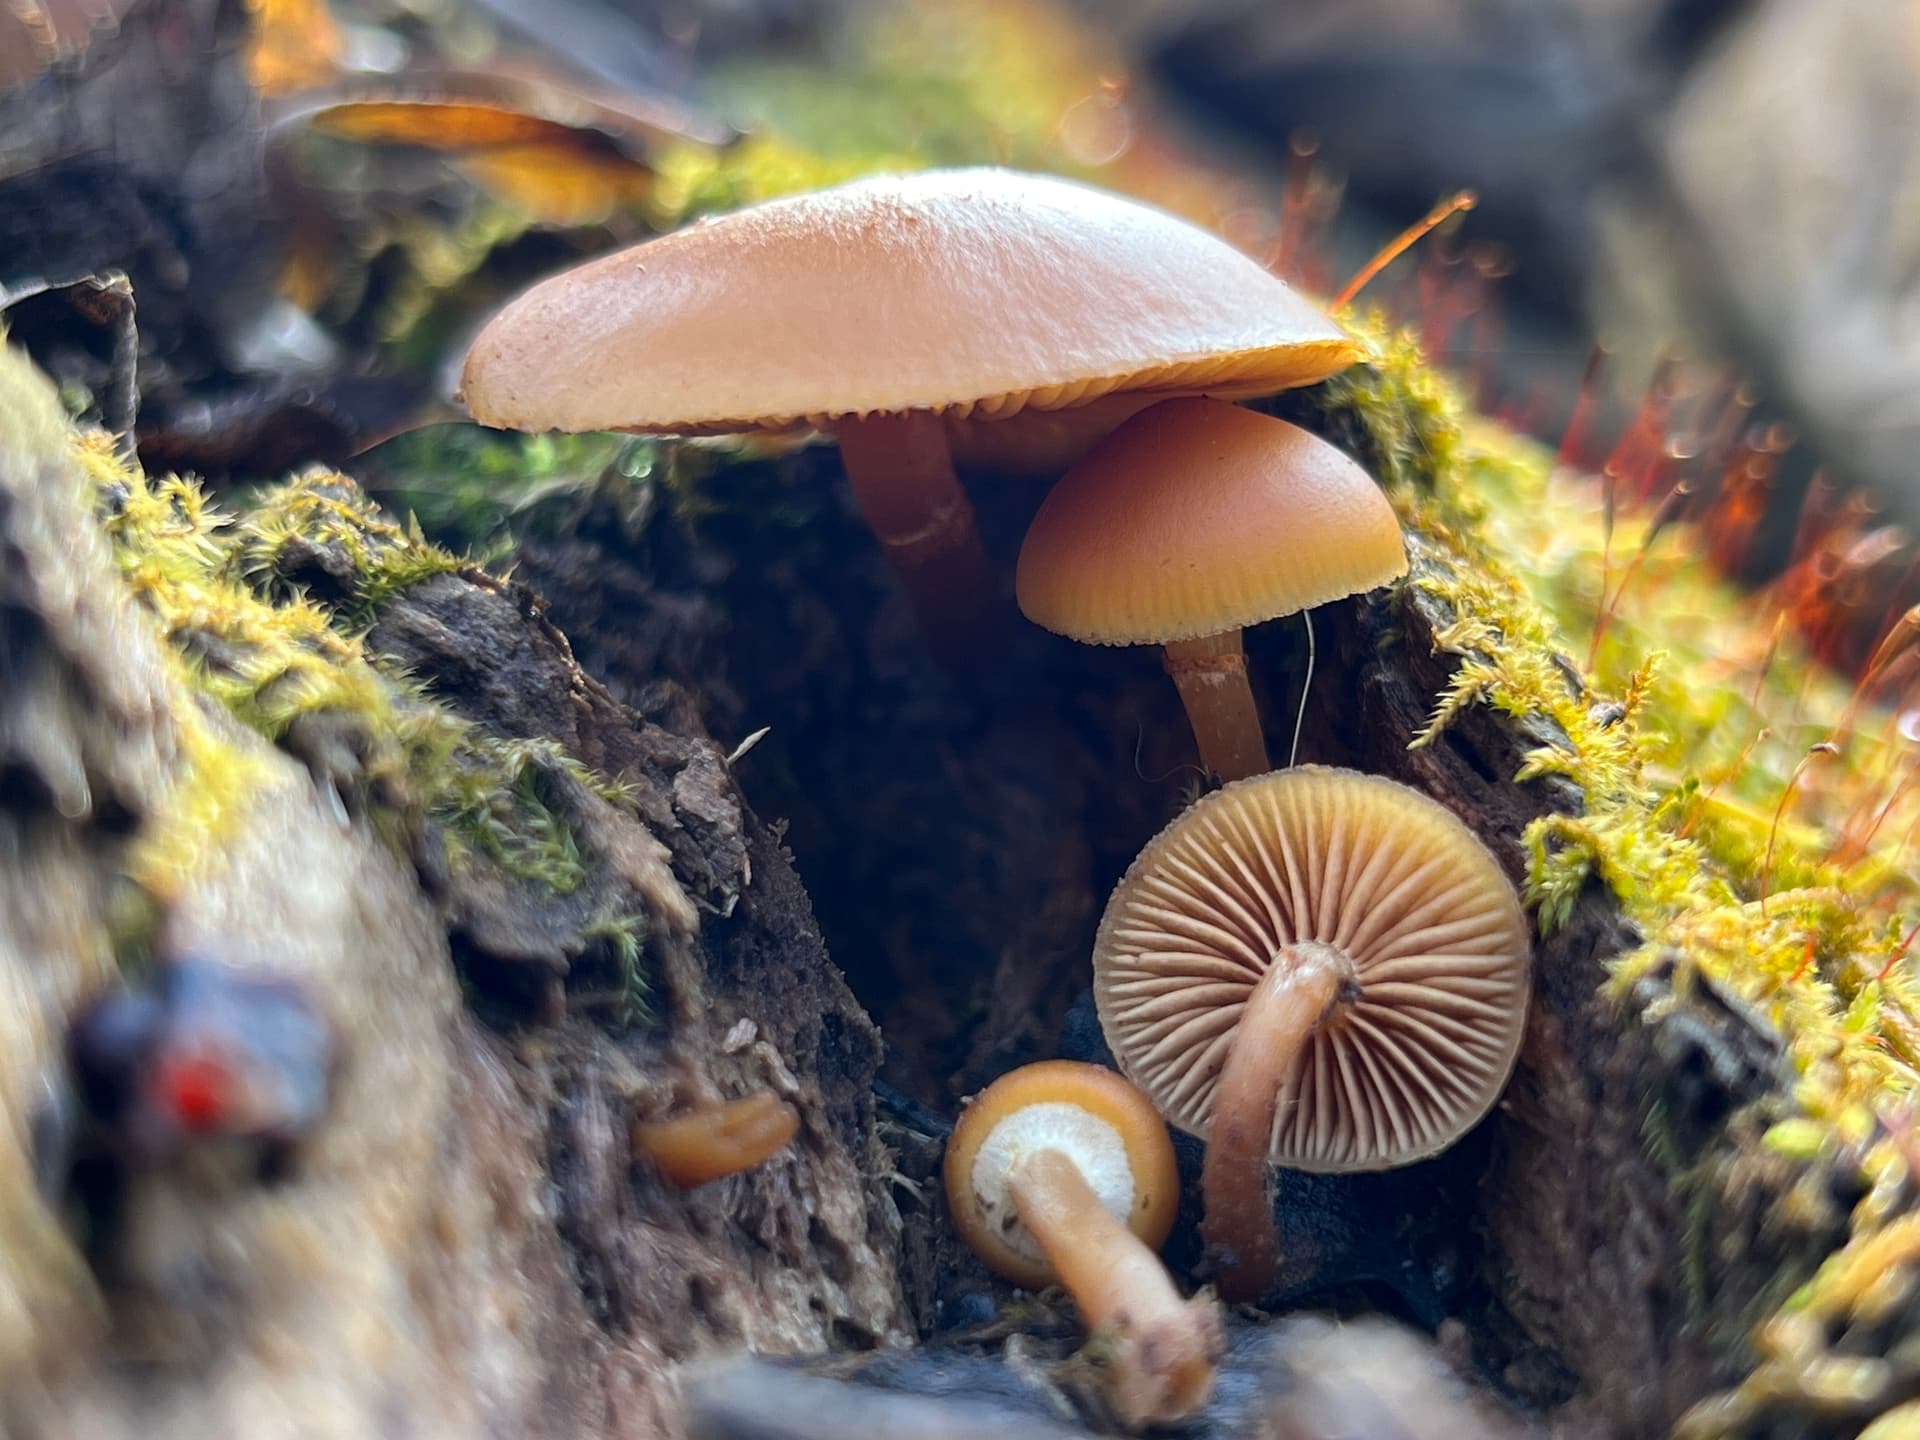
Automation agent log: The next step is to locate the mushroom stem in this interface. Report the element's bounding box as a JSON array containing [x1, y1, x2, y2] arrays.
[[1161, 631, 1269, 781], [633, 1091, 800, 1188], [1201, 942, 1359, 1303], [835, 410, 1000, 666], [1010, 1146, 1223, 1425]]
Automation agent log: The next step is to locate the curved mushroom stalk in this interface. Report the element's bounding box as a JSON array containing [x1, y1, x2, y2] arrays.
[[945, 1062, 1217, 1424], [1010, 1148, 1224, 1425], [835, 411, 1001, 668], [1201, 942, 1359, 1304], [1095, 769, 1533, 1316]]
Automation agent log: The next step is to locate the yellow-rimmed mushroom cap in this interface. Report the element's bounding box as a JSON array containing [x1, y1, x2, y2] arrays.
[[1094, 766, 1532, 1172], [944, 1060, 1180, 1290], [1017, 397, 1408, 645], [459, 168, 1362, 436]]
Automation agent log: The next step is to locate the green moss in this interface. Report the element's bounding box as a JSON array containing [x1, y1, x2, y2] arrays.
[[580, 913, 653, 1027], [1303, 311, 1920, 1432], [228, 466, 461, 627], [243, 1, 1920, 1416], [75, 434, 659, 1019], [1264, 319, 1467, 498], [368, 426, 716, 559]]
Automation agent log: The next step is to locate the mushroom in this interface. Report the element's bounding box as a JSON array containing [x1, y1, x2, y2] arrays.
[[1092, 767, 1532, 1304], [632, 1090, 799, 1188], [944, 1059, 1223, 1426], [460, 168, 1362, 663], [1017, 397, 1407, 781]]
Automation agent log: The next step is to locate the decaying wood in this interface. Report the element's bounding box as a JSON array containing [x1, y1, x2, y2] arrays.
[[509, 430, 1885, 1437], [0, 311, 1902, 1437], [0, 345, 908, 1439]]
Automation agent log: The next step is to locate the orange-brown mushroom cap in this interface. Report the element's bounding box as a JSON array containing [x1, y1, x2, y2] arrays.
[[458, 168, 1362, 437], [1017, 397, 1408, 646], [1093, 766, 1532, 1172], [633, 1090, 800, 1188], [944, 1059, 1180, 1290]]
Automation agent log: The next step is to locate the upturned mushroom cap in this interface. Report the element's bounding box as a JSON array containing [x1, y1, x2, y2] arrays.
[[1017, 397, 1408, 645], [944, 1060, 1180, 1289], [459, 168, 1362, 436], [1093, 766, 1532, 1172]]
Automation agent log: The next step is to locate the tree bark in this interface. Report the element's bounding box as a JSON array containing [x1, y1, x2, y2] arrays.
[[0, 346, 909, 1440]]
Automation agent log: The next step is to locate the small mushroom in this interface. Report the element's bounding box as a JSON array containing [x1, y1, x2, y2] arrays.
[[1092, 767, 1532, 1303], [1017, 396, 1407, 781], [460, 168, 1362, 663], [944, 1060, 1223, 1426], [632, 1090, 799, 1188]]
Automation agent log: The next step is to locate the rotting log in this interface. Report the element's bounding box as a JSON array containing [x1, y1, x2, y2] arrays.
[[0, 343, 909, 1439], [499, 406, 1894, 1437], [0, 309, 1908, 1438]]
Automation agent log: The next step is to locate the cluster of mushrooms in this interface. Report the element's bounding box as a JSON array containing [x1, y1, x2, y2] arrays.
[[461, 169, 1536, 1427]]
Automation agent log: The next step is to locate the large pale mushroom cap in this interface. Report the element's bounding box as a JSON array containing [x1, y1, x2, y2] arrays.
[[1093, 766, 1532, 1173], [1016, 397, 1408, 645], [459, 167, 1362, 436]]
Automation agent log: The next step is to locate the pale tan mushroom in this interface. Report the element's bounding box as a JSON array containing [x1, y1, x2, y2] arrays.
[[460, 168, 1362, 662], [1092, 767, 1532, 1303]]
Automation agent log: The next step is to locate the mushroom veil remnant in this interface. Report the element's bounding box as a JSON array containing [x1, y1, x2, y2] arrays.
[[1093, 767, 1532, 1303], [1017, 397, 1406, 780], [944, 1060, 1223, 1426], [460, 168, 1363, 664]]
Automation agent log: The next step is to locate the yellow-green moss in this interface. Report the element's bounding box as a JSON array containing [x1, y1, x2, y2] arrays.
[[75, 435, 653, 1013], [256, 0, 1920, 1417], [367, 426, 728, 558], [228, 466, 461, 625], [1321, 313, 1920, 1433]]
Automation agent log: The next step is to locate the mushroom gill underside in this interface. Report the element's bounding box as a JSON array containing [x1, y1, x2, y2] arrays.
[[1096, 767, 1533, 1172]]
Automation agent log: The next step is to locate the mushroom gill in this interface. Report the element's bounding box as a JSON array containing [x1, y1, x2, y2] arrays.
[[1092, 766, 1532, 1301]]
